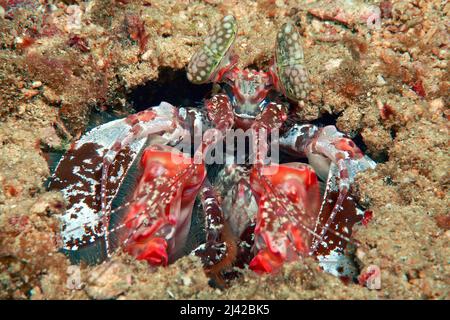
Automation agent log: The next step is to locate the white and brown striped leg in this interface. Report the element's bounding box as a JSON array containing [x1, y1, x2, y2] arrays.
[[193, 180, 237, 287]]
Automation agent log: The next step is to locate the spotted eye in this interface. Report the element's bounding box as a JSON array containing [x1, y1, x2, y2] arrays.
[[275, 22, 310, 101], [187, 15, 237, 84]]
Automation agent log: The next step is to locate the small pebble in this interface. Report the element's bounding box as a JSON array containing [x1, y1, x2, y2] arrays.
[[22, 88, 39, 99], [97, 59, 105, 68], [141, 49, 153, 61], [324, 58, 342, 71], [376, 74, 386, 86], [181, 276, 192, 286], [356, 248, 366, 261], [31, 81, 43, 89]]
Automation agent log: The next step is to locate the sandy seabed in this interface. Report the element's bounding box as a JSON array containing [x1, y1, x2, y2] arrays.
[[0, 0, 448, 299]]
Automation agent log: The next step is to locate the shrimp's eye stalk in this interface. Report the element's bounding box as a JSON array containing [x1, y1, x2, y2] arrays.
[[187, 15, 237, 84], [274, 22, 310, 101]]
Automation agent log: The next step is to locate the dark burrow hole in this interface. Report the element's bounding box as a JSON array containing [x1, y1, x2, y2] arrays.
[[130, 67, 212, 111]]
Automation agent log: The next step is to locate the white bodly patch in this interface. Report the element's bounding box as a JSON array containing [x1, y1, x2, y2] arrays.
[[317, 250, 359, 278]]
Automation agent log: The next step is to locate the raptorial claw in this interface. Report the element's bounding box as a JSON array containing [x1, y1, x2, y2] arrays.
[[249, 163, 321, 273], [49, 103, 186, 260], [305, 126, 376, 278], [279, 124, 376, 278], [119, 145, 206, 266], [187, 15, 237, 84]]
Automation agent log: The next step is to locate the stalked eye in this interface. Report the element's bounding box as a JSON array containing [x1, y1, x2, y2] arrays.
[[187, 15, 237, 84], [275, 22, 310, 101]]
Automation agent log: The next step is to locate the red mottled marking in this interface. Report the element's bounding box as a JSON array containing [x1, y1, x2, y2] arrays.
[[136, 110, 157, 122], [358, 265, 381, 289], [362, 210, 373, 226], [379, 103, 395, 120], [125, 110, 157, 125], [380, 1, 393, 19], [8, 215, 29, 229], [68, 35, 90, 52], [411, 80, 426, 98], [232, 69, 270, 106], [111, 141, 122, 151], [206, 94, 234, 131], [334, 138, 364, 159], [3, 185, 19, 197], [358, 266, 378, 286], [131, 125, 143, 135], [253, 102, 287, 131]]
